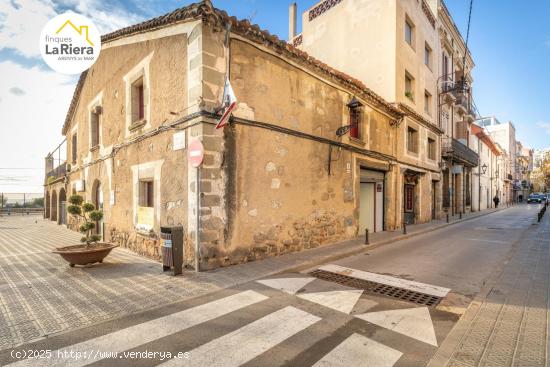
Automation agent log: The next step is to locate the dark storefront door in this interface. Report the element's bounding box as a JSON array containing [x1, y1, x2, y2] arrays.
[[404, 184, 415, 225]]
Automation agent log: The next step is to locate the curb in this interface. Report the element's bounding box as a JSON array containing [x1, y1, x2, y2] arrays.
[[426, 206, 542, 367]]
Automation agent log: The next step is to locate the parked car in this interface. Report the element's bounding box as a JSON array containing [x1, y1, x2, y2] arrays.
[[527, 194, 544, 203]]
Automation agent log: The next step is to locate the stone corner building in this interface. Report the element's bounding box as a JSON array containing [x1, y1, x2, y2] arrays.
[[44, 0, 447, 270]]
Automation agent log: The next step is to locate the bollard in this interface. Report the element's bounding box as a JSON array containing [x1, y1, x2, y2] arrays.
[[403, 221, 407, 235], [365, 229, 369, 245], [446, 213, 449, 223]]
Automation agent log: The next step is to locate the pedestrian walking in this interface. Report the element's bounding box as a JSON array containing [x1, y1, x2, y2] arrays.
[[493, 195, 500, 208]]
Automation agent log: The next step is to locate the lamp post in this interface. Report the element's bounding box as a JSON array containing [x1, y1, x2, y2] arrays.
[[481, 164, 488, 174]]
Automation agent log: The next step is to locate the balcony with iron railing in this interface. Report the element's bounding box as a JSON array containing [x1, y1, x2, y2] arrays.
[[45, 139, 67, 184], [442, 136, 479, 167]]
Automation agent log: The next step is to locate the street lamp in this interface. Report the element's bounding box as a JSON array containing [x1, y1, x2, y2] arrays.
[[481, 164, 487, 174]]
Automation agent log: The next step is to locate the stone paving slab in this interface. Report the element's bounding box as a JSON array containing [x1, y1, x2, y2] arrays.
[[428, 208, 550, 367], [0, 207, 510, 351]]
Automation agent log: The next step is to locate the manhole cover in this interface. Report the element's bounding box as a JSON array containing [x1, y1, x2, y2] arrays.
[[309, 269, 442, 307]]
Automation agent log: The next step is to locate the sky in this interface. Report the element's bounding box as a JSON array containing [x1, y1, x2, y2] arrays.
[[0, 0, 549, 193]]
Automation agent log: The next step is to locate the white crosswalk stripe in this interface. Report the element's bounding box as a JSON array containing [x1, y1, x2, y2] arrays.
[[256, 277, 315, 294], [6, 290, 268, 367], [298, 290, 363, 314], [159, 305, 321, 367], [355, 307, 438, 346], [313, 333, 403, 367]]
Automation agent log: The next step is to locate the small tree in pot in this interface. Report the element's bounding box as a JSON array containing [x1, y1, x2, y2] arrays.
[[53, 194, 117, 267], [67, 194, 104, 245]]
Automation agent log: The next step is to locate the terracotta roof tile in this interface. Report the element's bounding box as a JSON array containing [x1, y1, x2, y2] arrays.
[[61, 0, 402, 134]]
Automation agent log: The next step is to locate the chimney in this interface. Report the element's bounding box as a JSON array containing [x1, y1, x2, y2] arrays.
[[289, 2, 297, 40], [45, 154, 54, 175]]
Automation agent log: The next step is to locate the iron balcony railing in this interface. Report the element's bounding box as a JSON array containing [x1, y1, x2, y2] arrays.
[[442, 136, 479, 167], [46, 162, 67, 183]]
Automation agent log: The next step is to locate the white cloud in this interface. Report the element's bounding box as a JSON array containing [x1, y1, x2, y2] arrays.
[[536, 122, 550, 135], [58, 0, 144, 35], [0, 61, 76, 192], [0, 0, 56, 58], [0, 0, 144, 59]]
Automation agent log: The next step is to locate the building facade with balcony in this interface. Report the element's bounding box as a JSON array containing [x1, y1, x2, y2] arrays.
[[438, 0, 478, 215], [515, 141, 533, 200], [43, 1, 415, 269], [293, 0, 444, 226]]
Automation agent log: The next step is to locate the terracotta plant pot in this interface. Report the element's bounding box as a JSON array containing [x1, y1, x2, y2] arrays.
[[53, 243, 118, 267]]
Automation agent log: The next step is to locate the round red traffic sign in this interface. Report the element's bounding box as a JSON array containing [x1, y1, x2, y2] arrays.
[[187, 139, 204, 168]]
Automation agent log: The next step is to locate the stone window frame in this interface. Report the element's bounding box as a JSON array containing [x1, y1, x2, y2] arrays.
[[406, 122, 420, 156], [70, 124, 78, 166], [87, 91, 103, 152], [123, 52, 153, 136], [427, 136, 437, 161]]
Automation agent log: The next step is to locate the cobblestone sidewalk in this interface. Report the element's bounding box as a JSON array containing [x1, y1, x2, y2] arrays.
[[430, 209, 550, 367], [0, 215, 221, 350], [0, 207, 510, 351]]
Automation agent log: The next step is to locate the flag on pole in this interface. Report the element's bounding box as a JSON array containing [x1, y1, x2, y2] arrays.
[[216, 77, 237, 129]]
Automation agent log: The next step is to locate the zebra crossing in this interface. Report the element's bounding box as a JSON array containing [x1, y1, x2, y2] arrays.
[[1, 265, 456, 367]]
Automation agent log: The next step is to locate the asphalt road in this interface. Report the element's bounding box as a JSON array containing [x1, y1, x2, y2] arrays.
[[0, 205, 540, 367]]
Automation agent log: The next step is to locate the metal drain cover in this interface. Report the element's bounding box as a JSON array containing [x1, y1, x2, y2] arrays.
[[309, 269, 442, 307]]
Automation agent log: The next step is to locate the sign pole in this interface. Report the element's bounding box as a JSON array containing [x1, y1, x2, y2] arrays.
[[195, 166, 201, 272]]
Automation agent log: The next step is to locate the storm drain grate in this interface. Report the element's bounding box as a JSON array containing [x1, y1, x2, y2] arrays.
[[309, 269, 442, 307]]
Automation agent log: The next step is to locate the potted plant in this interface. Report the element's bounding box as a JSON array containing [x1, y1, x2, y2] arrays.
[[52, 194, 117, 267]]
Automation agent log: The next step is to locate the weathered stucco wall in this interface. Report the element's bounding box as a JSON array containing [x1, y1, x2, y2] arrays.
[[193, 38, 399, 268], [62, 34, 191, 260]]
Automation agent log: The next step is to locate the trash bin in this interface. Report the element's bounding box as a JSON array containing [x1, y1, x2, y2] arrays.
[[160, 225, 183, 275]]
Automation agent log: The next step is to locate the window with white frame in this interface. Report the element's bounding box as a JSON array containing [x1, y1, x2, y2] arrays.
[[124, 53, 153, 134]]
